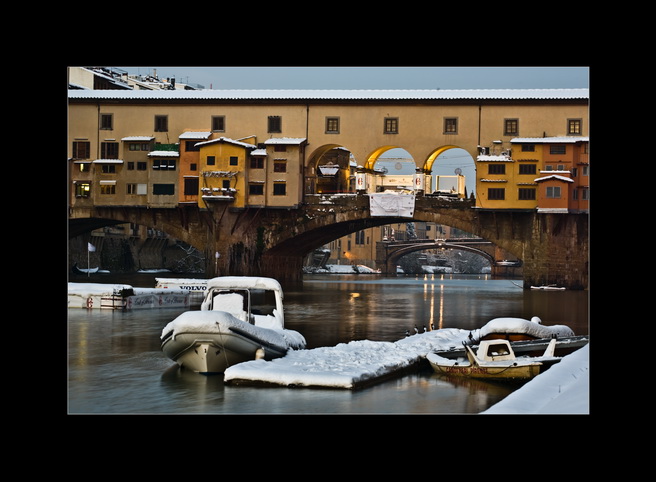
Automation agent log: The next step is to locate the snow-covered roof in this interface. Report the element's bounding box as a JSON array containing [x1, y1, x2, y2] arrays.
[[264, 137, 307, 145], [147, 150, 179, 157], [121, 136, 155, 142], [511, 136, 589, 143], [534, 174, 574, 183], [68, 88, 589, 101], [195, 136, 257, 149], [179, 131, 211, 140], [477, 155, 513, 162], [251, 148, 267, 156]]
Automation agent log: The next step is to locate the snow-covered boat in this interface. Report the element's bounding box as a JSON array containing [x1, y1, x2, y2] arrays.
[[474, 316, 575, 343], [530, 285, 566, 290], [160, 276, 306, 375], [72, 263, 99, 275], [426, 338, 558, 381]]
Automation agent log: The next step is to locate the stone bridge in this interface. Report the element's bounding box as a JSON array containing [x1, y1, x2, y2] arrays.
[[374, 238, 517, 275], [69, 194, 588, 289]]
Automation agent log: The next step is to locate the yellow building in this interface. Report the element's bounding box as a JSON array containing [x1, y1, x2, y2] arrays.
[[196, 137, 257, 209]]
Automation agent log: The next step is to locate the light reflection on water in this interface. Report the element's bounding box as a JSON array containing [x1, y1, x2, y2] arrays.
[[67, 274, 588, 414]]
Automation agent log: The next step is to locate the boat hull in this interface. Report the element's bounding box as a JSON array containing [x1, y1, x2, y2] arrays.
[[428, 358, 542, 381], [160, 309, 301, 375], [162, 331, 274, 375]]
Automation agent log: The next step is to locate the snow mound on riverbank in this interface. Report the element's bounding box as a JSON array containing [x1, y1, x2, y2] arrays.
[[482, 343, 589, 414]]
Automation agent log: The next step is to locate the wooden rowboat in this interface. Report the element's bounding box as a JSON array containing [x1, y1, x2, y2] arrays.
[[426, 338, 557, 382]]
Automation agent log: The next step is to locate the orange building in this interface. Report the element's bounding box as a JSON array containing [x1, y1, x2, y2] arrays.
[[510, 136, 589, 213]]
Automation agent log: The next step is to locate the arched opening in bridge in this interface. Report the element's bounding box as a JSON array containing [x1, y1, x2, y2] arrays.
[[372, 148, 416, 191], [305, 144, 356, 194], [394, 240, 493, 275], [69, 221, 206, 275], [424, 146, 476, 198]]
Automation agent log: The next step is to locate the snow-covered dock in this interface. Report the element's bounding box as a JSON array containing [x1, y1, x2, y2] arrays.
[[68, 282, 190, 310], [224, 328, 471, 389]]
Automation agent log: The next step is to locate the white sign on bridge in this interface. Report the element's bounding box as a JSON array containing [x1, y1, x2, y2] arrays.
[[368, 193, 415, 217]]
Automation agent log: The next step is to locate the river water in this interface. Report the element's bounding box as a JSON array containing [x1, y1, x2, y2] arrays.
[[67, 273, 588, 415]]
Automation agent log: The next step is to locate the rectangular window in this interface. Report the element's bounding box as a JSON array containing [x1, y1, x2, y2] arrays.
[[581, 187, 589, 200], [546, 186, 561, 198], [185, 141, 200, 152], [355, 230, 365, 245], [519, 164, 537, 175], [521, 144, 535, 152], [72, 141, 90, 159], [550, 145, 566, 155], [222, 180, 231, 189], [274, 145, 287, 152], [207, 156, 215, 166], [274, 161, 287, 172], [273, 183, 286, 195], [384, 117, 399, 134], [153, 184, 175, 195], [100, 184, 116, 195], [504, 119, 519, 136], [100, 113, 113, 130], [137, 162, 147, 170], [212, 116, 225, 132], [100, 142, 119, 159], [229, 156, 239, 166], [488, 188, 505, 200], [75, 183, 91, 197], [101, 164, 116, 174], [568, 119, 582, 135], [518, 188, 536, 200], [268, 116, 282, 133], [184, 178, 199, 195], [153, 159, 176, 169], [249, 183, 264, 195], [190, 163, 197, 171], [250, 158, 264, 169], [127, 162, 135, 170], [326, 117, 340, 133], [154, 115, 168, 132], [129, 143, 150, 151], [488, 164, 505, 175], [444, 118, 458, 134], [78, 163, 91, 172]]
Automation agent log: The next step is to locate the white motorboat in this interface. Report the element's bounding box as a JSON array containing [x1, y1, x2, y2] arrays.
[[160, 276, 306, 375]]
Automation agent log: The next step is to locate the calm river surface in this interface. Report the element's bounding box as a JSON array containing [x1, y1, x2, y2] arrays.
[[67, 273, 588, 415]]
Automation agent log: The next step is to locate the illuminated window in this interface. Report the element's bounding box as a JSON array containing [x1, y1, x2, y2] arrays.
[[75, 183, 90, 197]]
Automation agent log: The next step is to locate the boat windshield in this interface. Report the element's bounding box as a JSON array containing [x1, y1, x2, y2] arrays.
[[249, 289, 277, 316]]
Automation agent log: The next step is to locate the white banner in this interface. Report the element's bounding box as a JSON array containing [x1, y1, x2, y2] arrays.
[[369, 193, 415, 217], [88, 242, 96, 252]]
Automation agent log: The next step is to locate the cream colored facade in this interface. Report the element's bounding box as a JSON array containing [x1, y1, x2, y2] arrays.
[[68, 89, 588, 213]]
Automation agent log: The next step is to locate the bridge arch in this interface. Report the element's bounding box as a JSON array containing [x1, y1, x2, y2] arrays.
[[306, 143, 357, 194], [423, 145, 461, 172], [363, 145, 403, 170], [383, 241, 496, 272]]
